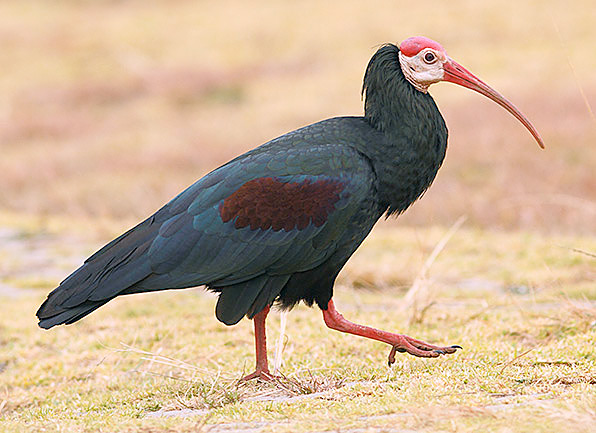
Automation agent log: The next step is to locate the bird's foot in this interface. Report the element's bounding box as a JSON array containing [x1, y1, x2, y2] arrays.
[[239, 368, 277, 383], [322, 299, 461, 367], [387, 335, 462, 365]]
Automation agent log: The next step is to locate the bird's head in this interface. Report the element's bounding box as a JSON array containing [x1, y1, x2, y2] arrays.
[[398, 36, 544, 148]]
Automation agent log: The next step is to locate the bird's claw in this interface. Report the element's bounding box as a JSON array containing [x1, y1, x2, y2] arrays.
[[388, 346, 398, 366], [387, 337, 462, 366], [239, 368, 277, 383]]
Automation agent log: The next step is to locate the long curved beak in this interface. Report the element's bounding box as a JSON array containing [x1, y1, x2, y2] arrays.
[[443, 58, 544, 149]]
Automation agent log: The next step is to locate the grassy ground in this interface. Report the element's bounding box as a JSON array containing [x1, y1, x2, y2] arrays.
[[0, 219, 594, 432], [0, 0, 595, 432]]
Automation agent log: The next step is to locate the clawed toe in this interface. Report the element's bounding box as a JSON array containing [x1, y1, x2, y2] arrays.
[[387, 338, 462, 365]]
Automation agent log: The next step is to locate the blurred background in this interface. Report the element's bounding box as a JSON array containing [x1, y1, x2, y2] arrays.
[[0, 0, 594, 234]]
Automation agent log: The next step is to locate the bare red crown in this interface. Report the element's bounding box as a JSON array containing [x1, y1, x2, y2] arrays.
[[399, 36, 446, 57]]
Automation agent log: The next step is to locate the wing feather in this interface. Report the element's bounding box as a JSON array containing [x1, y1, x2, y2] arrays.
[[37, 118, 378, 328]]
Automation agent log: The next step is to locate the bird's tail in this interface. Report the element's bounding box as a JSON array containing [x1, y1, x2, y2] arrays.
[[36, 216, 162, 329], [36, 295, 112, 329], [36, 253, 153, 329]]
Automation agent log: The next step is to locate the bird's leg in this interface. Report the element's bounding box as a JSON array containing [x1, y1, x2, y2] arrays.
[[322, 299, 461, 366], [240, 305, 274, 382]]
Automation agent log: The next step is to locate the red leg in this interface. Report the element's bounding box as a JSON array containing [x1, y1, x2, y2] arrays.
[[322, 299, 461, 366], [240, 305, 274, 382]]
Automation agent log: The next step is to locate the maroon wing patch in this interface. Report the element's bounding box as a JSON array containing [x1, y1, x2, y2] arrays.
[[219, 177, 346, 231]]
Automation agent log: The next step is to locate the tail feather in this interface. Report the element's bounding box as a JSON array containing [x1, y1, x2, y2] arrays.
[[36, 218, 161, 329], [37, 299, 111, 329]]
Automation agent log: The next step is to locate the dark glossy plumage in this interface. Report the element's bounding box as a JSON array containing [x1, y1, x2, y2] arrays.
[[37, 44, 448, 329]]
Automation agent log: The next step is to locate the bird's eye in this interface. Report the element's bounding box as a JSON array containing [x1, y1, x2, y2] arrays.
[[423, 51, 437, 64]]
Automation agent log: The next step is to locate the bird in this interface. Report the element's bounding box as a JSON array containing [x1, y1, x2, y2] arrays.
[[37, 36, 544, 381]]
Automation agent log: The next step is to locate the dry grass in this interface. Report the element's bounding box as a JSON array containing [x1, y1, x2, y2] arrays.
[[0, 1, 595, 432], [0, 0, 594, 231], [0, 220, 595, 432]]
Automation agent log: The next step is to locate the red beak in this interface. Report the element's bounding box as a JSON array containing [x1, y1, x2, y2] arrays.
[[443, 58, 544, 149]]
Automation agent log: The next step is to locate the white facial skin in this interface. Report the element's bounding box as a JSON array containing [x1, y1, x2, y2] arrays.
[[398, 48, 448, 93]]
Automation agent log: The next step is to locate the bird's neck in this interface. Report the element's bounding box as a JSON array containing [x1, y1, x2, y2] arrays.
[[361, 44, 448, 216]]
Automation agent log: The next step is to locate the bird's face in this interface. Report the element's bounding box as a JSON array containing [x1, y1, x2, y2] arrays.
[[398, 36, 544, 148], [398, 37, 448, 93]]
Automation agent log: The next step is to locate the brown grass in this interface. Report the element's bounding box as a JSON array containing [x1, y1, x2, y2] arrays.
[[0, 2, 595, 431], [0, 220, 595, 432], [0, 0, 594, 232]]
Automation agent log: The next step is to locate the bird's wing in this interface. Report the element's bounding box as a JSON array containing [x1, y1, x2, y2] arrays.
[[37, 135, 376, 327], [143, 143, 374, 285]]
